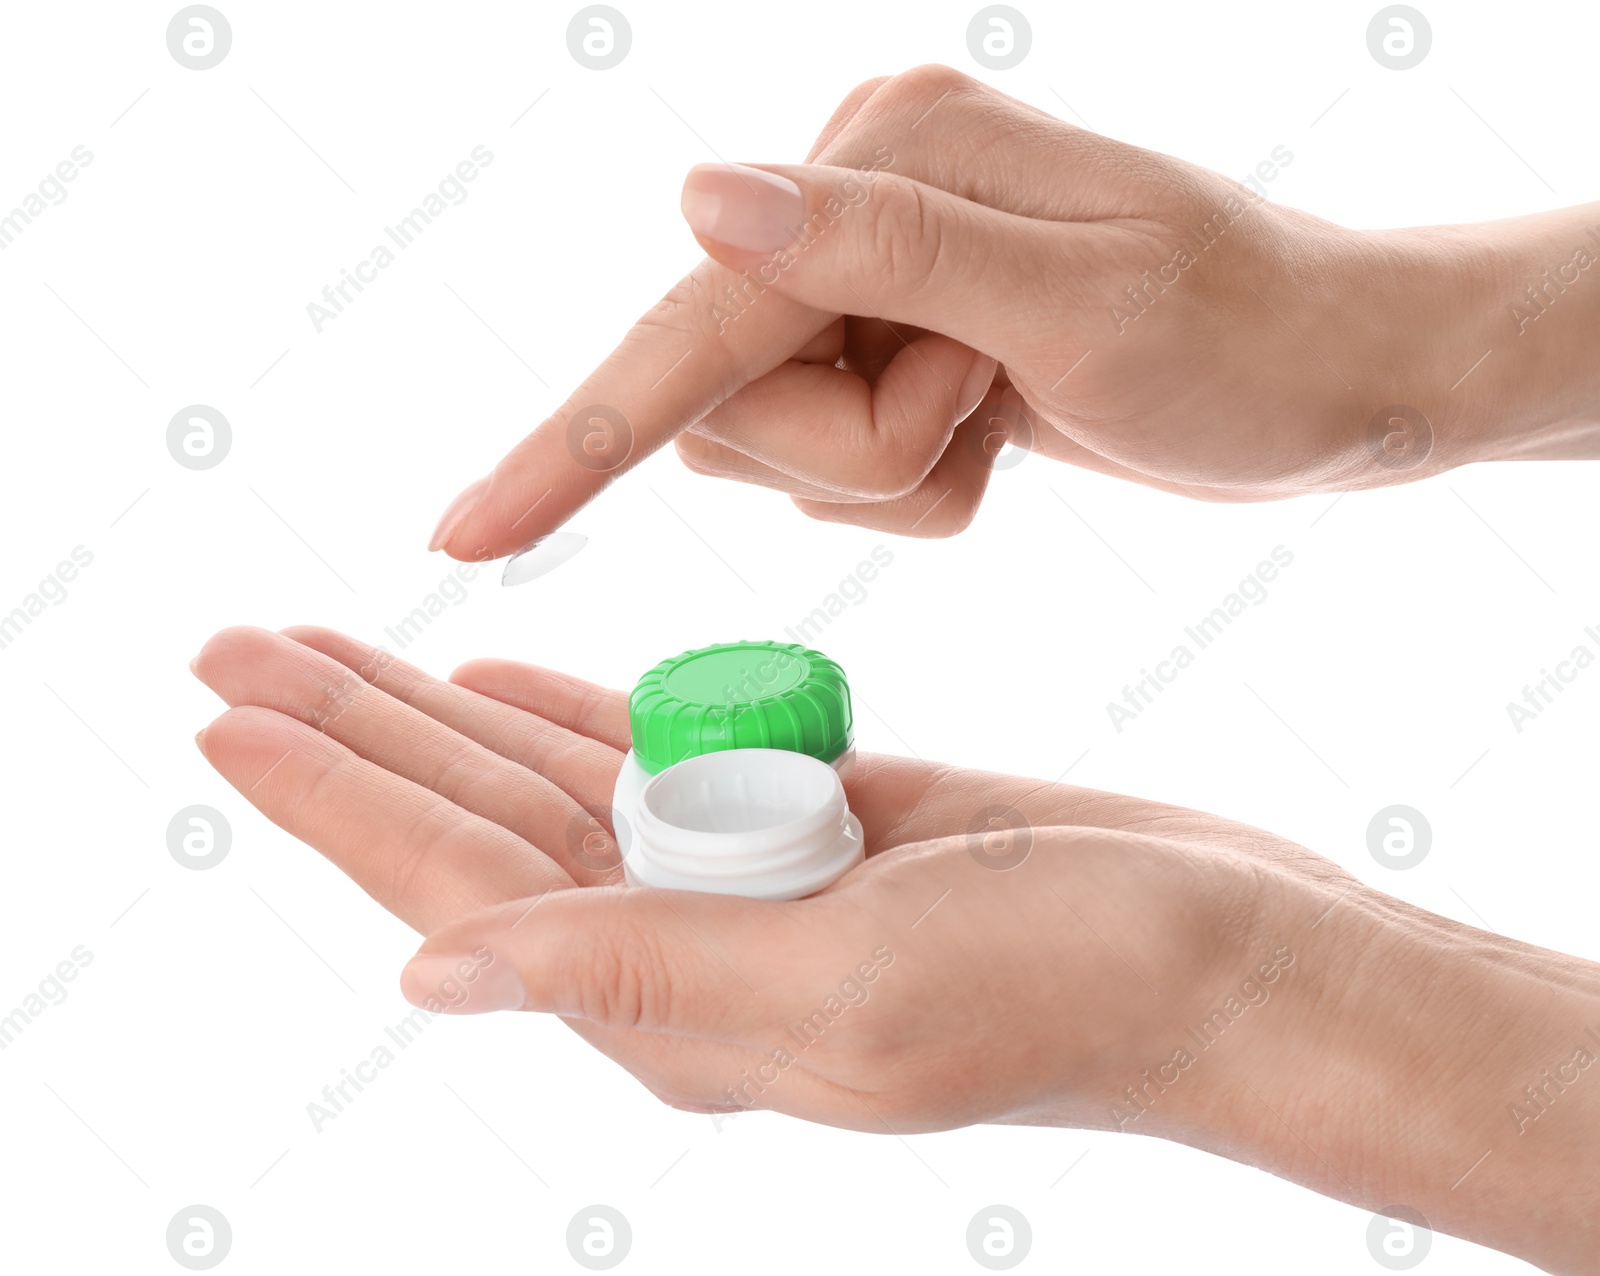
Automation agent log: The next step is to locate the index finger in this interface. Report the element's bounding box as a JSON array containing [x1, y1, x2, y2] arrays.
[[434, 66, 1100, 559], [432, 84, 900, 561], [435, 254, 836, 559]]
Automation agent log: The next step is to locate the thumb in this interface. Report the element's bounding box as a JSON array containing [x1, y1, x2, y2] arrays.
[[679, 161, 1088, 359], [397, 886, 821, 1042]]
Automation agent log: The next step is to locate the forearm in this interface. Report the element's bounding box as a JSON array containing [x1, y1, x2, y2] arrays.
[[1182, 874, 1600, 1271], [1396, 202, 1600, 469]]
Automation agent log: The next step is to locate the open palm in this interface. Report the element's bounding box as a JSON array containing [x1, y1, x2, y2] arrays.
[[192, 625, 1349, 1134]]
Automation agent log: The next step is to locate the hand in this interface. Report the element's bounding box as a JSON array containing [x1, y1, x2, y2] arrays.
[[192, 624, 1600, 1271], [430, 66, 1600, 555]]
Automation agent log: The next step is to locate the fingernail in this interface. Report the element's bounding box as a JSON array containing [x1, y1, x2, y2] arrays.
[[400, 951, 525, 1014], [188, 655, 200, 676], [194, 728, 206, 752], [681, 163, 805, 253], [429, 476, 491, 552], [955, 354, 998, 424]]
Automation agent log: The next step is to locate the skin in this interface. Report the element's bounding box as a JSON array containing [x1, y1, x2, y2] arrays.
[[428, 65, 1600, 554], [193, 625, 1600, 1272], [203, 65, 1600, 1271]]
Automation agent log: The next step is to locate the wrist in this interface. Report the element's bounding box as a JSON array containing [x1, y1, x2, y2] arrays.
[[1385, 206, 1600, 470], [1209, 874, 1600, 1270]]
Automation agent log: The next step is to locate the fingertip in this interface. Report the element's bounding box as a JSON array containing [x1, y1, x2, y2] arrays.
[[436, 519, 505, 563], [446, 657, 501, 689], [438, 464, 577, 563], [400, 950, 528, 1015], [673, 430, 716, 472], [191, 624, 277, 690], [429, 475, 491, 552], [436, 530, 504, 564]]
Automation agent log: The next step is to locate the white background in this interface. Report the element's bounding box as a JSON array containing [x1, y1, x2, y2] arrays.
[[1, 0, 1593, 1271]]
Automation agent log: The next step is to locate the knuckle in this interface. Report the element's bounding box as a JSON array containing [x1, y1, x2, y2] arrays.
[[860, 175, 944, 298], [880, 64, 979, 116], [844, 75, 892, 107], [915, 492, 982, 538], [573, 682, 627, 744], [563, 926, 674, 1030], [422, 737, 487, 802], [385, 841, 433, 910], [846, 449, 930, 501], [888, 481, 983, 538], [628, 268, 744, 393], [673, 432, 719, 475], [390, 799, 470, 901], [632, 285, 711, 359], [820, 66, 983, 166]]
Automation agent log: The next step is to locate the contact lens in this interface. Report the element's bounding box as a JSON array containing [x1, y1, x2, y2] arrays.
[[501, 532, 588, 585]]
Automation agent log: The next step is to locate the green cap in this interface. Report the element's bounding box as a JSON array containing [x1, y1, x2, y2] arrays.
[[627, 641, 853, 775]]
